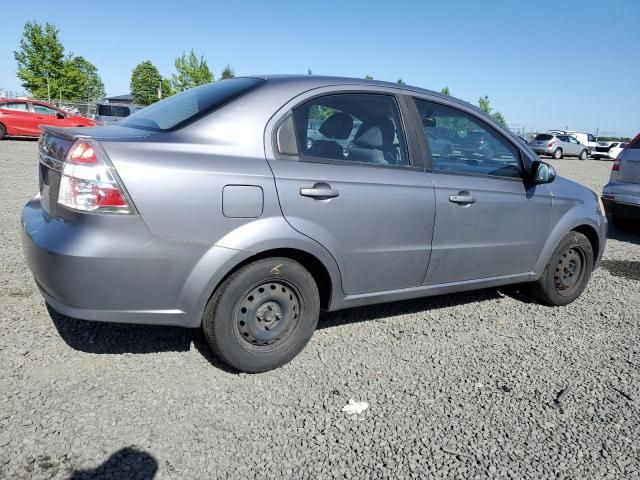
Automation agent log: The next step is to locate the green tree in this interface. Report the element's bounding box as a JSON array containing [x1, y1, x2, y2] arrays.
[[131, 61, 167, 105], [61, 56, 105, 101], [171, 50, 213, 92], [14, 21, 65, 100], [396, 78, 406, 85], [364, 74, 374, 80], [492, 111, 506, 126], [478, 95, 492, 114], [440, 86, 451, 96], [220, 65, 235, 79]]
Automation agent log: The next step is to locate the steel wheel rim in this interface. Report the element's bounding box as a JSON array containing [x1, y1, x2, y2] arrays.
[[554, 247, 585, 296], [235, 281, 301, 347]]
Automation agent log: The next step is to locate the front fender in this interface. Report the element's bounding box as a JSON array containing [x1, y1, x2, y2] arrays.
[[532, 178, 606, 277]]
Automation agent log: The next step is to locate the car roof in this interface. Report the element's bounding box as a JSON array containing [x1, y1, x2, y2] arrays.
[[248, 74, 486, 116]]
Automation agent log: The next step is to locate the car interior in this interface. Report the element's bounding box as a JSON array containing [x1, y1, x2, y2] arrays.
[[294, 94, 409, 167]]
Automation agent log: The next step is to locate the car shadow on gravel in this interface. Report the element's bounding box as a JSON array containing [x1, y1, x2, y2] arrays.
[[600, 259, 640, 281], [47, 305, 238, 373], [67, 447, 157, 479], [608, 223, 640, 246], [317, 287, 512, 329]]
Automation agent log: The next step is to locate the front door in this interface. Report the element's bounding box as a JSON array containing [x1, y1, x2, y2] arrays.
[[267, 92, 435, 295], [413, 98, 552, 285]]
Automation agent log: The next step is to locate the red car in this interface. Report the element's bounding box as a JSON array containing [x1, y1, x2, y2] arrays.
[[0, 99, 96, 139]]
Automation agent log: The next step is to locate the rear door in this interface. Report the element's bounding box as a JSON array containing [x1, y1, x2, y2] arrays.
[[411, 97, 552, 285], [0, 101, 37, 135], [266, 89, 435, 295]]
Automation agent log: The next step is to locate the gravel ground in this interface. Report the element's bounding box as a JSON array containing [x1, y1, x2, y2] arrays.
[[1, 139, 639, 479]]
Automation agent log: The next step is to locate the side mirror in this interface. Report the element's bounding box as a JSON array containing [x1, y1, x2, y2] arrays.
[[56, 112, 65, 119], [421, 117, 436, 128], [531, 160, 556, 184]]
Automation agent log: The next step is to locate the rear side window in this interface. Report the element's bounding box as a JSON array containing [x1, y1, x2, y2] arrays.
[[535, 134, 553, 141], [120, 78, 264, 131], [414, 99, 521, 178], [0, 102, 29, 112], [290, 93, 409, 167]]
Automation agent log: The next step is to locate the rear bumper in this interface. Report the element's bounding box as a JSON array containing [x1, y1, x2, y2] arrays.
[[21, 194, 249, 327], [602, 181, 640, 218], [532, 147, 554, 156]]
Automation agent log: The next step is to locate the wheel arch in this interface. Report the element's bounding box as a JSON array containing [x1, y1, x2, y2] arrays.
[[211, 248, 334, 311], [572, 224, 599, 263]]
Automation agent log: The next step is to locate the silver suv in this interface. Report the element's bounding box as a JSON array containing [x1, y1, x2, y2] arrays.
[[602, 135, 640, 229], [21, 76, 607, 372], [531, 133, 589, 160]]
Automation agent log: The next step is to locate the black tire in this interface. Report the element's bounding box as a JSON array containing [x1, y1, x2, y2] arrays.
[[579, 149, 588, 160], [202, 257, 320, 373], [553, 148, 563, 159], [530, 231, 593, 306], [0, 124, 6, 140], [611, 215, 635, 231]]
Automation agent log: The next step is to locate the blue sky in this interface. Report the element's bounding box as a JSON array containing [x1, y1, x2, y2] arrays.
[[1, 0, 638, 137]]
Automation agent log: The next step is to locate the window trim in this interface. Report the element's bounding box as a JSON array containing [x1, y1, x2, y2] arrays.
[[272, 90, 422, 171], [408, 95, 528, 181]]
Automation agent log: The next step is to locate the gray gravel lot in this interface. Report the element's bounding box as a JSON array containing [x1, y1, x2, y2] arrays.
[[1, 139, 639, 479]]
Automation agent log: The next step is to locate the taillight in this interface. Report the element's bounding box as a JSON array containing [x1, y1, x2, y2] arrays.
[[547, 141, 555, 148], [58, 140, 132, 214], [612, 158, 621, 171]]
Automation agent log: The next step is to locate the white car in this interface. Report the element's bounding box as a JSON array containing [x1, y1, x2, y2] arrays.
[[548, 130, 598, 155], [592, 142, 627, 160]]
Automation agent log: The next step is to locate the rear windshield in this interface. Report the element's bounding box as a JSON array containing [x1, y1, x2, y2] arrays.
[[120, 78, 264, 132], [534, 134, 553, 141]]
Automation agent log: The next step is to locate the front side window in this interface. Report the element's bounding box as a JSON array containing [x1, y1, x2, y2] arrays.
[[1, 102, 29, 112], [292, 93, 409, 167], [33, 104, 59, 115], [588, 134, 596, 142], [414, 99, 521, 178]]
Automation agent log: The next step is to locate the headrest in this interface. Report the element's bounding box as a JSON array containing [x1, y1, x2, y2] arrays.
[[319, 112, 353, 140], [354, 117, 395, 149]]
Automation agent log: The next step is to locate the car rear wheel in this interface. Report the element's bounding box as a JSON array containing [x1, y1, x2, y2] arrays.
[[553, 148, 563, 159], [0, 124, 6, 140], [579, 149, 588, 160], [529, 231, 593, 306], [202, 257, 320, 373]]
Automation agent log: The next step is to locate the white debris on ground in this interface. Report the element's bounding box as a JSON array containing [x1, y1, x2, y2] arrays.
[[341, 399, 369, 415]]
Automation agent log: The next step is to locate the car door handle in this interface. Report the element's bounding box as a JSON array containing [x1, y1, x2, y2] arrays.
[[300, 183, 339, 199], [449, 193, 476, 204]]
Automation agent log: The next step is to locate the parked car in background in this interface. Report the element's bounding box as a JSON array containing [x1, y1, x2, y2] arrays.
[[21, 76, 607, 373], [549, 130, 598, 156], [0, 99, 96, 139], [592, 142, 625, 160], [602, 134, 640, 229], [530, 133, 589, 159], [94, 102, 143, 125]]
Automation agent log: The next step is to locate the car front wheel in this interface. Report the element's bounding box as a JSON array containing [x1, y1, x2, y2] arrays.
[[579, 149, 588, 160], [529, 231, 593, 306], [202, 257, 320, 373]]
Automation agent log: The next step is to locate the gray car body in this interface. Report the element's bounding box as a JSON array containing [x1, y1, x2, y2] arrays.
[[531, 134, 588, 158], [22, 75, 607, 328]]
